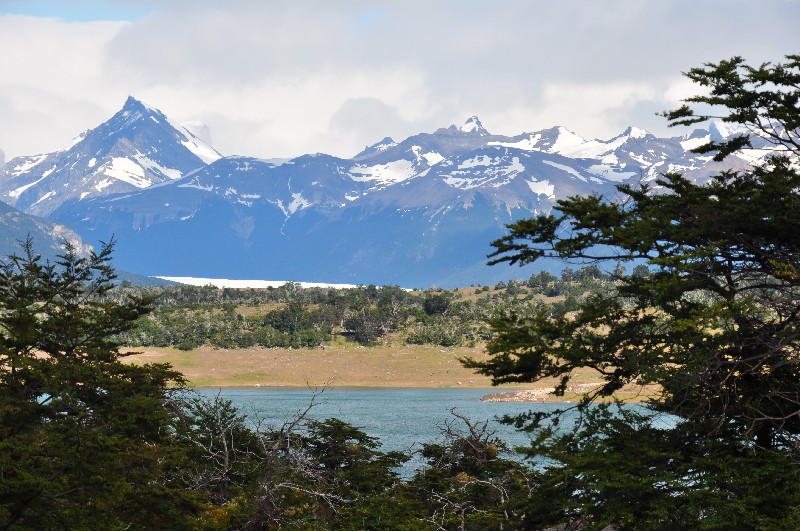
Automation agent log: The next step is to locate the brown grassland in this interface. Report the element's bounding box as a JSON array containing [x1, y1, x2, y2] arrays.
[[124, 343, 657, 402]]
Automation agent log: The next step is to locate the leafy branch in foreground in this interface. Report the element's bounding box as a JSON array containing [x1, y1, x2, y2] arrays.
[[662, 54, 800, 160]]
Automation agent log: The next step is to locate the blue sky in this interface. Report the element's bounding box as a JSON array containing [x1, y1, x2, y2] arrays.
[[0, 0, 149, 21], [0, 0, 798, 163]]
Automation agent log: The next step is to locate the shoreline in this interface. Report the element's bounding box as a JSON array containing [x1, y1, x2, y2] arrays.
[[192, 384, 501, 390], [125, 346, 652, 402], [188, 384, 567, 404]]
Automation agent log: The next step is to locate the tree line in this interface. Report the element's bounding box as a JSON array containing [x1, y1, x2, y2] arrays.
[[108, 267, 615, 351]]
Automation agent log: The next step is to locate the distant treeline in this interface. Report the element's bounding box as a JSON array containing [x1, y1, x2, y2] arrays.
[[110, 265, 624, 350]]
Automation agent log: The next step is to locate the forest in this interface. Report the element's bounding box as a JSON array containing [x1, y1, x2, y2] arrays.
[[111, 265, 615, 351]]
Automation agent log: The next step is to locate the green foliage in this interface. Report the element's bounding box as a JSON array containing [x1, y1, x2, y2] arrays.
[[117, 277, 624, 352], [399, 411, 535, 530], [0, 238, 196, 529], [406, 315, 466, 347], [663, 54, 800, 160], [482, 160, 800, 440], [519, 405, 800, 530], [0, 243, 541, 529], [467, 55, 800, 528], [422, 291, 453, 316]]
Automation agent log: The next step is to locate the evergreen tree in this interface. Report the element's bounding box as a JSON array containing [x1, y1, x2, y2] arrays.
[[0, 239, 196, 529], [465, 55, 800, 527]]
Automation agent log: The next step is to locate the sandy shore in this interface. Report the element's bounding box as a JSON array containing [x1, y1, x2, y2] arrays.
[[482, 383, 658, 403]]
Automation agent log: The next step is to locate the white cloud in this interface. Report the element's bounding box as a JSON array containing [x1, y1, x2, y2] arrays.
[[0, 1, 798, 161]]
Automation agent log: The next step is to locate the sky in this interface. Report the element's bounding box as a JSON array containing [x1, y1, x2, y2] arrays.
[[0, 0, 798, 164]]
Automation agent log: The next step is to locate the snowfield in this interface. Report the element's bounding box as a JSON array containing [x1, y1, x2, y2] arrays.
[[156, 276, 359, 289]]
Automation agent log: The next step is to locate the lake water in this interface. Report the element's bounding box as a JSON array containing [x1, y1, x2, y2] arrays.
[[194, 387, 560, 471], [194, 387, 672, 476]]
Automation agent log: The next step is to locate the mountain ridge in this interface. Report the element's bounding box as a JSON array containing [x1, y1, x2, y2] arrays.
[[1, 99, 759, 287]]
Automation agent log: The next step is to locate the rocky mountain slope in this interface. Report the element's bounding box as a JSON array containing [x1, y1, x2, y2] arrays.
[[0, 199, 91, 262]]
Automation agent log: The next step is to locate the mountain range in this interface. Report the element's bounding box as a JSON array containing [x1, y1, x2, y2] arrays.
[[0, 98, 754, 287]]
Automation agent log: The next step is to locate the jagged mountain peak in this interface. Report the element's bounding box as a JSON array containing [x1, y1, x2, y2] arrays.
[[123, 94, 149, 111], [0, 98, 222, 216], [435, 116, 491, 137], [103, 96, 221, 164], [620, 126, 652, 139], [353, 137, 398, 159], [459, 116, 489, 135], [709, 119, 744, 141], [113, 96, 168, 126]]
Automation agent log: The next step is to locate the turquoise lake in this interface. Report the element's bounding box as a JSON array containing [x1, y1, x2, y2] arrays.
[[194, 387, 560, 467]]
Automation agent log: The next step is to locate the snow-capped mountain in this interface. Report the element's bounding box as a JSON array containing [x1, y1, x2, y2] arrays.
[[43, 102, 751, 287], [0, 96, 221, 216]]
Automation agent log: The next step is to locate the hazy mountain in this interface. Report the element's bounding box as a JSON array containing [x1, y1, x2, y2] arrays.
[[0, 198, 173, 286], [0, 199, 92, 261]]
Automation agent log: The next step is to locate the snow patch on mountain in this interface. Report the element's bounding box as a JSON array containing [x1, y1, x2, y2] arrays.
[[179, 137, 222, 165], [434, 116, 491, 137], [541, 126, 654, 160], [542, 160, 587, 182], [373, 138, 397, 151], [95, 178, 113, 192], [9, 174, 48, 198], [501, 157, 525, 177], [30, 190, 55, 209], [587, 164, 637, 182], [161, 115, 221, 164], [132, 153, 182, 180], [103, 157, 153, 188], [550, 127, 589, 154], [423, 151, 445, 166], [488, 134, 542, 151], [156, 276, 358, 289], [177, 181, 215, 192], [680, 135, 710, 151], [459, 155, 496, 169], [411, 146, 445, 166], [527, 179, 555, 198], [626, 126, 650, 139], [709, 119, 744, 140], [350, 159, 417, 184], [11, 154, 48, 175], [444, 156, 525, 189], [271, 193, 312, 217], [733, 148, 781, 166]]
